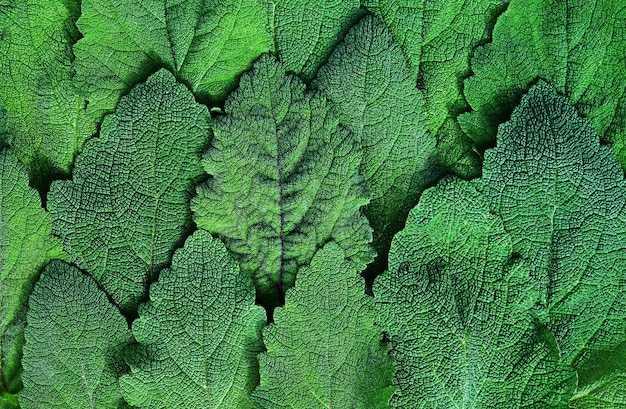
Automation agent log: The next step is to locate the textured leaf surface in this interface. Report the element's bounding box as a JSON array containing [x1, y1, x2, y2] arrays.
[[120, 230, 265, 408], [459, 0, 626, 167], [363, 0, 506, 176], [74, 0, 272, 120], [266, 0, 362, 81], [192, 54, 373, 302], [0, 0, 95, 182], [475, 82, 626, 377], [0, 149, 66, 395], [572, 343, 626, 408], [570, 374, 626, 409], [0, 392, 19, 409], [49, 69, 210, 312], [253, 242, 393, 409], [19, 261, 132, 409], [314, 15, 437, 262], [375, 178, 575, 408], [0, 109, 7, 149]]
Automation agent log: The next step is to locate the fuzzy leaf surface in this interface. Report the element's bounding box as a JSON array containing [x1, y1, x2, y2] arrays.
[[570, 374, 626, 409], [73, 0, 272, 120], [475, 82, 626, 380], [315, 15, 437, 261], [459, 0, 626, 167], [266, 0, 362, 81], [0, 109, 7, 149], [19, 261, 132, 409], [363, 0, 506, 176], [49, 69, 210, 312], [0, 0, 95, 182], [375, 178, 575, 408], [192, 54, 373, 302], [253, 242, 393, 409], [120, 230, 265, 408], [0, 149, 67, 395]]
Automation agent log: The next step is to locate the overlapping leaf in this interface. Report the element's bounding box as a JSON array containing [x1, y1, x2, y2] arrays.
[[376, 82, 626, 407], [363, 0, 506, 176], [19, 261, 132, 409], [253, 242, 393, 409], [375, 178, 575, 408], [475, 82, 626, 387], [0, 149, 67, 397], [73, 0, 272, 120], [49, 69, 210, 312], [315, 15, 437, 263], [570, 374, 626, 409], [267, 0, 362, 80], [459, 0, 626, 168], [0, 0, 95, 184], [120, 230, 265, 409], [192, 54, 373, 303], [0, 108, 7, 149]]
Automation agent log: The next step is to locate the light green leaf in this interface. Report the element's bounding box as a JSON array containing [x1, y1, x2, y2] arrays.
[[0, 149, 67, 395], [375, 177, 575, 408], [0, 0, 95, 184], [314, 15, 438, 264], [253, 242, 393, 409], [363, 0, 506, 177], [19, 261, 133, 409], [459, 0, 626, 168], [120, 230, 265, 409], [73, 0, 272, 120], [192, 54, 373, 304], [48, 69, 210, 312], [266, 0, 362, 81], [475, 82, 626, 378]]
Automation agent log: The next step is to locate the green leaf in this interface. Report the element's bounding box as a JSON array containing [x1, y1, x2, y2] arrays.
[[192, 54, 373, 303], [120, 230, 265, 408], [0, 0, 95, 183], [73, 0, 272, 120], [475, 82, 626, 376], [0, 108, 7, 150], [266, 0, 363, 81], [363, 0, 506, 177], [375, 177, 576, 408], [573, 342, 626, 408], [0, 149, 67, 395], [459, 0, 626, 168], [1, 391, 19, 409], [19, 261, 133, 409], [314, 15, 438, 263], [48, 69, 210, 312], [570, 374, 626, 409], [253, 242, 393, 409]]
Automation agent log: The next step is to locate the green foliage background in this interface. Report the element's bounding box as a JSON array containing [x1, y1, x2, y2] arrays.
[[0, 0, 625, 407]]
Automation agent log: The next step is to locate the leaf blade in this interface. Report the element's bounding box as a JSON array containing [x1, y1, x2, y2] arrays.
[[253, 242, 393, 409], [49, 69, 211, 312], [0, 0, 95, 182], [314, 15, 438, 262], [120, 230, 266, 409], [459, 0, 626, 168], [192, 54, 373, 303], [0, 149, 67, 395], [375, 178, 575, 408], [73, 0, 272, 119], [19, 261, 133, 409]]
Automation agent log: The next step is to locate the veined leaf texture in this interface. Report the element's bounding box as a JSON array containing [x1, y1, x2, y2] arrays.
[[0, 0, 624, 407]]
